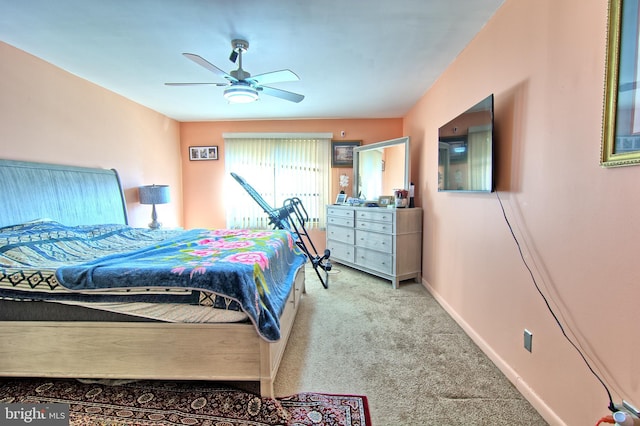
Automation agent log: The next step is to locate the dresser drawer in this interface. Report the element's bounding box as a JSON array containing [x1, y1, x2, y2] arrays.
[[355, 247, 393, 275], [326, 225, 354, 244], [327, 215, 354, 227], [327, 207, 354, 219], [355, 230, 393, 253], [354, 209, 393, 223], [355, 219, 393, 234], [327, 240, 355, 263]]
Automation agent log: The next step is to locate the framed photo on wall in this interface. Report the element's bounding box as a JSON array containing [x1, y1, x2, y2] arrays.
[[189, 146, 218, 161], [331, 140, 361, 168]]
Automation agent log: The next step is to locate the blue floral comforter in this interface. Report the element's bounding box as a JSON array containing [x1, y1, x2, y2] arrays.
[[0, 220, 306, 341]]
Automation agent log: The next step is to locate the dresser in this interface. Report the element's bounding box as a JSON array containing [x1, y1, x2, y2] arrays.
[[326, 205, 422, 289]]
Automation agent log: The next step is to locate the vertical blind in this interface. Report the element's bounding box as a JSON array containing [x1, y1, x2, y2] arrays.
[[467, 125, 492, 191], [224, 133, 331, 230]]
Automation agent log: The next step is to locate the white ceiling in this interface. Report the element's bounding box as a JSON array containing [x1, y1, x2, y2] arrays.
[[0, 0, 503, 122]]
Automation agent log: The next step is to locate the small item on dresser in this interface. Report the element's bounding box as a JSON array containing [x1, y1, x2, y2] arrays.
[[394, 189, 409, 208], [378, 195, 394, 207], [409, 182, 415, 208]]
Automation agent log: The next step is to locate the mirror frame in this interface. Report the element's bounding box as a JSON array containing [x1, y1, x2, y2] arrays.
[[352, 136, 410, 199]]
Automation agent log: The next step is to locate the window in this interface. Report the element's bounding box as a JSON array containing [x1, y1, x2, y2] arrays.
[[224, 133, 331, 230]]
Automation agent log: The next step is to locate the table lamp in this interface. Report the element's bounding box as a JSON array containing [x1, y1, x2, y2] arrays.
[[138, 184, 170, 229]]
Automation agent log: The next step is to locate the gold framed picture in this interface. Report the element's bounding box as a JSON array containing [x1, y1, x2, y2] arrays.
[[602, 0, 640, 167]]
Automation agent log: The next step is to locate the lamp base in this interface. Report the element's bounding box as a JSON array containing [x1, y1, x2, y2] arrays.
[[148, 204, 162, 229]]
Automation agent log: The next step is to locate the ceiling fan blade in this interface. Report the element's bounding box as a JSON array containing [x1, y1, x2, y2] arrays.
[[165, 82, 229, 86], [182, 53, 238, 82], [246, 69, 300, 86], [259, 86, 305, 103]]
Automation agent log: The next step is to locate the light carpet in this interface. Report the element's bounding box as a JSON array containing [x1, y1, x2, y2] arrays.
[[274, 264, 548, 425]]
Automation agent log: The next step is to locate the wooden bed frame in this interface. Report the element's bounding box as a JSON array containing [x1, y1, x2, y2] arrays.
[[0, 159, 304, 397]]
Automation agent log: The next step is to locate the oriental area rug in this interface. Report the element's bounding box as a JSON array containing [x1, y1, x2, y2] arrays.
[[0, 378, 370, 426]]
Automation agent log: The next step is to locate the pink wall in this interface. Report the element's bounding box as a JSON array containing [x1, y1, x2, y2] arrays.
[[0, 41, 183, 228], [2, 2, 637, 422], [404, 0, 640, 424]]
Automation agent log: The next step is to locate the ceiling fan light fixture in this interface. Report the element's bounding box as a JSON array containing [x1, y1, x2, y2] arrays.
[[223, 85, 259, 103]]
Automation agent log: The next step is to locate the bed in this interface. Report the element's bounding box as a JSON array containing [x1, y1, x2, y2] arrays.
[[0, 159, 306, 398]]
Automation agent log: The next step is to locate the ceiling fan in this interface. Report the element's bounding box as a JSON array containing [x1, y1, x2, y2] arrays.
[[165, 39, 304, 104]]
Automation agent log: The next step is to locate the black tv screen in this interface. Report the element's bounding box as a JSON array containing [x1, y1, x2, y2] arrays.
[[438, 94, 494, 192]]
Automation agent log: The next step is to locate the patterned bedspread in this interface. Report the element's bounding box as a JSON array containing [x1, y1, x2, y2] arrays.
[[0, 220, 306, 341]]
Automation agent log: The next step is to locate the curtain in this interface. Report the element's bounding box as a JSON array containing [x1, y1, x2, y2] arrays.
[[224, 134, 330, 230], [358, 149, 382, 199], [467, 125, 492, 191]]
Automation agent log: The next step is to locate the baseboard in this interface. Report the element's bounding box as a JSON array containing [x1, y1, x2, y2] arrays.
[[421, 279, 566, 426]]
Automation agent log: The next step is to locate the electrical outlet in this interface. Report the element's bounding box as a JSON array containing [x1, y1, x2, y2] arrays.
[[524, 329, 533, 352]]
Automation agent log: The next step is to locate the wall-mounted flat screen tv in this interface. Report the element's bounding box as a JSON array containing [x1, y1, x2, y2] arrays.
[[438, 94, 494, 192]]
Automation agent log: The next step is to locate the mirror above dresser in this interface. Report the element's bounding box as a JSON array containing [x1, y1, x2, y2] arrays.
[[353, 136, 410, 201]]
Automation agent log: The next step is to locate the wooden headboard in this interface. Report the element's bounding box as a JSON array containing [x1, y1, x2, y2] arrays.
[[0, 159, 128, 228]]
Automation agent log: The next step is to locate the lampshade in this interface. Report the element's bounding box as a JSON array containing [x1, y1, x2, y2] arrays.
[[224, 85, 259, 103], [139, 185, 170, 205]]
